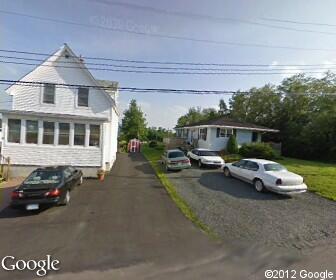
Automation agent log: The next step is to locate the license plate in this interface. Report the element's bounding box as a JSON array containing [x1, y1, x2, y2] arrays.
[[26, 204, 39, 210]]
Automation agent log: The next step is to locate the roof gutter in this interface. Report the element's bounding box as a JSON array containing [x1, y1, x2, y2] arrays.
[[175, 124, 279, 133]]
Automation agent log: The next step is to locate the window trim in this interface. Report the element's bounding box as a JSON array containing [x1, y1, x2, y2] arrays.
[[7, 119, 21, 144], [42, 83, 56, 105], [89, 124, 100, 147], [77, 87, 89, 107], [58, 122, 70, 146], [74, 123, 86, 146]]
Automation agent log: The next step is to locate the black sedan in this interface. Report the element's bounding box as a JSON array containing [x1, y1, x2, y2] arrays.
[[10, 166, 83, 211]]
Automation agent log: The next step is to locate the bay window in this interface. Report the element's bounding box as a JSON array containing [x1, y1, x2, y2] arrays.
[[89, 125, 100, 147], [26, 120, 38, 144], [7, 119, 21, 143], [74, 124, 85, 146], [43, 122, 55, 144]]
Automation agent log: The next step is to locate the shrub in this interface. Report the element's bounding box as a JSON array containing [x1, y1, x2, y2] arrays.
[[149, 141, 158, 148], [239, 142, 278, 160], [223, 154, 242, 163], [119, 140, 128, 152], [155, 143, 165, 151], [227, 135, 239, 154]]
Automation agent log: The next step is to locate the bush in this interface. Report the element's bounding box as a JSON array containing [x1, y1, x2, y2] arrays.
[[119, 140, 128, 152], [149, 141, 158, 148], [227, 135, 239, 154], [239, 143, 278, 160], [155, 143, 165, 151], [223, 154, 242, 163]]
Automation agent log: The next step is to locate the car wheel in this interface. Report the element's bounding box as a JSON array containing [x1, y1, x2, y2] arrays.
[[61, 190, 71, 206], [224, 167, 231, 177], [78, 175, 83, 185], [198, 160, 203, 168], [254, 179, 265, 192]]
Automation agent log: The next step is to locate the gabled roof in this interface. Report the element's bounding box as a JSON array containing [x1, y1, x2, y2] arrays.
[[175, 117, 279, 132], [5, 44, 119, 115]]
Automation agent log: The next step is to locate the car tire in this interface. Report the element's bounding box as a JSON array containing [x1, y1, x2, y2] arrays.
[[198, 160, 203, 168], [254, 179, 265, 192], [224, 167, 231, 177], [78, 175, 83, 185], [61, 190, 71, 206]]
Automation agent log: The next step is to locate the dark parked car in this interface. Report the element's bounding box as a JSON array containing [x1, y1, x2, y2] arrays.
[[11, 166, 83, 211]]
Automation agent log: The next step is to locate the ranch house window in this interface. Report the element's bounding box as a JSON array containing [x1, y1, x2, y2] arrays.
[[58, 123, 70, 145], [89, 124, 100, 147], [199, 128, 207, 141], [43, 84, 55, 104], [7, 119, 21, 143], [26, 120, 38, 144], [43, 122, 55, 144], [216, 128, 233, 138], [77, 87, 89, 107], [74, 124, 86, 146]]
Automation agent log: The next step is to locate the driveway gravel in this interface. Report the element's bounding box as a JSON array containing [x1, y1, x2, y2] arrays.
[[166, 164, 336, 251]]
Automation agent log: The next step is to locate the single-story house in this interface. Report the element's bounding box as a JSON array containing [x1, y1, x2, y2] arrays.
[[0, 44, 119, 177], [175, 117, 279, 151]]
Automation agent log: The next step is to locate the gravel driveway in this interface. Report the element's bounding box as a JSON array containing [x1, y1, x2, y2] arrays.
[[166, 164, 336, 251]]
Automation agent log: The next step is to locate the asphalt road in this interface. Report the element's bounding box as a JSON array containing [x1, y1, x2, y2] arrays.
[[0, 153, 223, 279], [166, 163, 336, 251]]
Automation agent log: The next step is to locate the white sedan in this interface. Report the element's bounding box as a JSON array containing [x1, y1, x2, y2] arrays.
[[223, 159, 307, 195], [187, 148, 225, 168]]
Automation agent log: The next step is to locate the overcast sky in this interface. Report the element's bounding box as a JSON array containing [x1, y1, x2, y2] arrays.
[[1, 0, 336, 128]]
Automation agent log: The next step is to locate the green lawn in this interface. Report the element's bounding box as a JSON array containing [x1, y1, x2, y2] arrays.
[[278, 158, 336, 201], [141, 145, 216, 238]]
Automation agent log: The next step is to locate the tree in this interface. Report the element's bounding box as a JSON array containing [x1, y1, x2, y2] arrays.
[[227, 135, 239, 154], [218, 99, 229, 116], [121, 99, 147, 141]]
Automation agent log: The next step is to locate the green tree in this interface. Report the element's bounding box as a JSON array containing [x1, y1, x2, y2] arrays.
[[121, 99, 147, 141], [218, 99, 229, 116]]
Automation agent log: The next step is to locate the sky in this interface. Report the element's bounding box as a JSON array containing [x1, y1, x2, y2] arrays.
[[1, 0, 336, 129]]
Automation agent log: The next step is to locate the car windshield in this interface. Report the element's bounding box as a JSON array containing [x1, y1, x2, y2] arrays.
[[198, 151, 218, 156], [264, 163, 286, 171], [24, 170, 62, 185], [168, 151, 185, 158]]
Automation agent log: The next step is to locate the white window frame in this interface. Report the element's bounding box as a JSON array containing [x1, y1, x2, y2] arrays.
[[77, 87, 89, 107], [199, 128, 207, 141], [42, 83, 56, 105], [219, 128, 233, 138]]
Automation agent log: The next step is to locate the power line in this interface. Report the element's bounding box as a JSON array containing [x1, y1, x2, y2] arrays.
[[1, 9, 336, 52], [2, 60, 336, 75], [3, 54, 336, 72], [0, 79, 335, 96], [261, 17, 336, 28], [1, 49, 335, 68], [89, 0, 336, 36]]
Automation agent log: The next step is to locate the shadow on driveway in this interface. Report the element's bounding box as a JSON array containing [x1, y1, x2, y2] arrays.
[[0, 206, 48, 219], [198, 171, 290, 201]]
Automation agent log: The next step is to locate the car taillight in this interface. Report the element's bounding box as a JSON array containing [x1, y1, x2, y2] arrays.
[[11, 191, 22, 199], [181, 159, 190, 164], [276, 179, 282, 185], [45, 188, 60, 197]]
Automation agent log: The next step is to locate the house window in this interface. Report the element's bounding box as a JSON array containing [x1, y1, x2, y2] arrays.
[[58, 123, 70, 145], [216, 128, 233, 138], [78, 88, 89, 107], [43, 122, 55, 144], [199, 128, 207, 141], [43, 84, 55, 104], [74, 124, 86, 146], [89, 124, 100, 147], [26, 120, 38, 144], [7, 119, 21, 143], [252, 132, 259, 142], [0, 119, 2, 132]]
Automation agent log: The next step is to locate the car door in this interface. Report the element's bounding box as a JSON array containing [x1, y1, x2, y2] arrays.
[[242, 161, 260, 183]]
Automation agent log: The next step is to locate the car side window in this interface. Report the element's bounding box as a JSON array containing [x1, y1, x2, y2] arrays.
[[245, 161, 259, 171], [232, 160, 246, 168]]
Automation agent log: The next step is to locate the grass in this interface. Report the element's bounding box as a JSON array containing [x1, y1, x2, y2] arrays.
[[278, 157, 336, 201], [141, 145, 217, 239]]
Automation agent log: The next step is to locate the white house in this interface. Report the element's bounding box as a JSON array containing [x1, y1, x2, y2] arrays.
[[175, 117, 279, 151], [0, 44, 119, 177]]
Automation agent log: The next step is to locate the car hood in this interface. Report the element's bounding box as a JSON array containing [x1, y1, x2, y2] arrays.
[[266, 171, 304, 185], [169, 156, 188, 161], [200, 156, 223, 162]]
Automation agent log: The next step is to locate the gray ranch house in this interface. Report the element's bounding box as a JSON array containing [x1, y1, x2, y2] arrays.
[[175, 117, 278, 151]]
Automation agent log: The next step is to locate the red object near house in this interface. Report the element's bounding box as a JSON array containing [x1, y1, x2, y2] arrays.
[[128, 139, 141, 153]]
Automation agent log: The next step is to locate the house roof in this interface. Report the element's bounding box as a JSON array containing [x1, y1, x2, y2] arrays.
[[175, 117, 279, 133], [0, 109, 108, 122]]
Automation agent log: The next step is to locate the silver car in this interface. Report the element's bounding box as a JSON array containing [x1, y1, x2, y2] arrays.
[[223, 159, 308, 195], [162, 149, 191, 171]]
